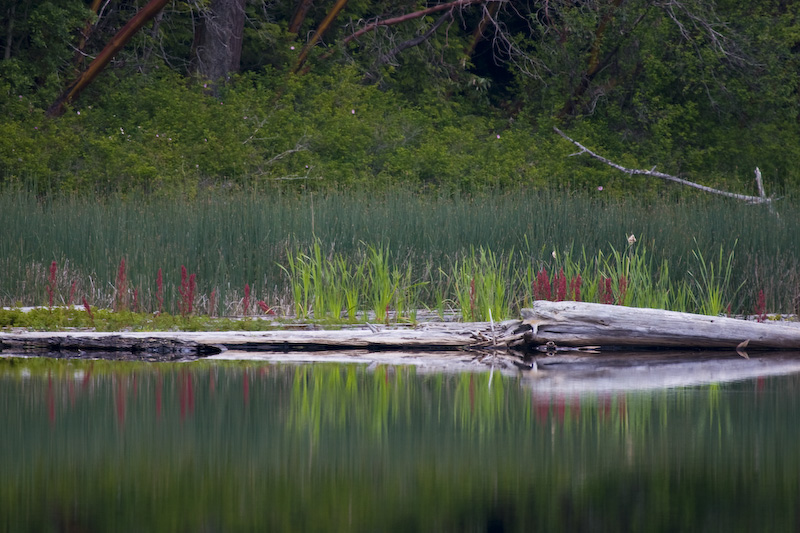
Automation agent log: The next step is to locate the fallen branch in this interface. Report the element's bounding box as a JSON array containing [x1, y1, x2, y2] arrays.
[[554, 127, 775, 205], [519, 301, 800, 350]]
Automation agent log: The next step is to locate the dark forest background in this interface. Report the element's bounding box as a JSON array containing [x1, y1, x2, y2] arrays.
[[2, 0, 799, 196]]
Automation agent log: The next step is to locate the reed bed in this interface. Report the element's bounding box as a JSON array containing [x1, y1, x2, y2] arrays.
[[1, 188, 797, 320]]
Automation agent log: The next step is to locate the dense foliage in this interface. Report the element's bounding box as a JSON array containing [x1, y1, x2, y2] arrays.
[[2, 0, 800, 195]]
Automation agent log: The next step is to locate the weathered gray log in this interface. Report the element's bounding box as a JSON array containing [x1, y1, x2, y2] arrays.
[[518, 301, 800, 350], [0, 333, 204, 354], [0, 322, 522, 357], [4, 303, 799, 359]]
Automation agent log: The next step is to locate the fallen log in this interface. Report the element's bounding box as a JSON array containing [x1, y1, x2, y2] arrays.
[[0, 321, 522, 358], [515, 301, 800, 351], [2, 304, 799, 360]]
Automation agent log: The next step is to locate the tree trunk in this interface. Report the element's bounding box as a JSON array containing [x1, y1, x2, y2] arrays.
[[193, 0, 246, 85], [4, 4, 14, 60], [289, 0, 315, 34]]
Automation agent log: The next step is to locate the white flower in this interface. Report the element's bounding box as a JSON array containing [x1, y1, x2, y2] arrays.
[[552, 250, 557, 259], [627, 234, 637, 245], [351, 109, 355, 114]]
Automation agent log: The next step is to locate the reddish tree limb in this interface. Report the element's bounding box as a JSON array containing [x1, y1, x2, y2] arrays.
[[291, 0, 349, 74], [47, 0, 169, 118], [313, 0, 502, 65], [343, 0, 498, 46]]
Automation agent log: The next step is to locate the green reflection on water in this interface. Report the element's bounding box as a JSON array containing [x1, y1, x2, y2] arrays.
[[0, 358, 798, 531]]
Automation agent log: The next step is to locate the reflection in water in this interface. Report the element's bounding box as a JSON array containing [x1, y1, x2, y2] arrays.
[[1, 358, 799, 531]]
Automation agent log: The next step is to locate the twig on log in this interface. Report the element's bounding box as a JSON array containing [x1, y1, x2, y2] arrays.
[[553, 127, 777, 206]]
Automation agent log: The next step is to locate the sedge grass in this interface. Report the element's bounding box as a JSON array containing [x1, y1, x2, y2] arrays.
[[1, 188, 798, 319]]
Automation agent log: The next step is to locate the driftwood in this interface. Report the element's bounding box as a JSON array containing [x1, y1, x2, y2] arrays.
[[516, 301, 800, 351], [0, 321, 522, 358], [3, 303, 800, 364]]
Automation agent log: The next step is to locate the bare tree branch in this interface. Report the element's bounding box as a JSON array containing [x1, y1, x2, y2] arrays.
[[481, 1, 550, 81], [657, 0, 746, 65], [376, 10, 453, 66], [554, 127, 775, 205], [341, 0, 498, 47]]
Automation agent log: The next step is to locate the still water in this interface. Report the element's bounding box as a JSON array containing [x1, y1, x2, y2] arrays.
[[1, 357, 798, 532]]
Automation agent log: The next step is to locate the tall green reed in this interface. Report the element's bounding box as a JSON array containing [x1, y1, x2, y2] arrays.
[[1, 188, 797, 315], [688, 241, 741, 316]]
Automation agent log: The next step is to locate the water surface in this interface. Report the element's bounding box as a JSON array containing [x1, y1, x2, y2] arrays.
[[1, 357, 798, 531]]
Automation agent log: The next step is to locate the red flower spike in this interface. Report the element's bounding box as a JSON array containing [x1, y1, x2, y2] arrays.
[[534, 269, 551, 301], [599, 277, 614, 305], [618, 276, 628, 306], [156, 268, 164, 313], [82, 297, 94, 322], [755, 290, 767, 323], [555, 268, 567, 302]]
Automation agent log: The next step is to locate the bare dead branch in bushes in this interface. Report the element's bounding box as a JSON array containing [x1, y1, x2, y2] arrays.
[[554, 127, 777, 206]]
